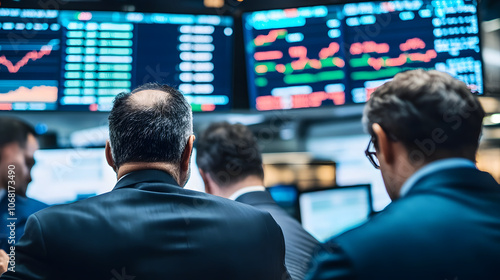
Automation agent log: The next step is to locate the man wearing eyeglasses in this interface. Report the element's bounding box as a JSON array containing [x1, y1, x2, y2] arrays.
[[306, 69, 500, 280]]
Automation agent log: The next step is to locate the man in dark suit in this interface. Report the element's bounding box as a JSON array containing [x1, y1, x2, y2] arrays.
[[0, 117, 47, 253], [196, 122, 319, 280], [1, 84, 289, 280], [306, 69, 500, 280]]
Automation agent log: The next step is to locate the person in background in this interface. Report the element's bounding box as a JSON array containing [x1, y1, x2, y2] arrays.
[[196, 122, 319, 280], [0, 250, 7, 274], [0, 117, 47, 253], [306, 69, 500, 280], [1, 83, 289, 280]]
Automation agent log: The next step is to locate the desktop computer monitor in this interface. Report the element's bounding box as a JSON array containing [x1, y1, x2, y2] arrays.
[[27, 147, 204, 205], [299, 184, 372, 242], [268, 184, 300, 220], [27, 148, 116, 205]]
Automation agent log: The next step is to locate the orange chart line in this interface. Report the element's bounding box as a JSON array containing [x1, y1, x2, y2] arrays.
[[367, 49, 438, 70], [350, 41, 390, 55], [400, 38, 426, 52], [286, 43, 343, 71], [254, 50, 284, 61], [255, 42, 345, 74], [254, 29, 287, 46], [0, 45, 53, 74]]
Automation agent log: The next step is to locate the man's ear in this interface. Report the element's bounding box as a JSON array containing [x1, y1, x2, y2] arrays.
[[199, 170, 220, 196], [372, 123, 395, 165], [180, 135, 195, 175], [105, 141, 117, 173], [199, 168, 212, 194]]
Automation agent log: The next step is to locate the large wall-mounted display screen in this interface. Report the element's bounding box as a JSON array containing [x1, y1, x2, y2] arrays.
[[243, 0, 482, 111], [0, 9, 233, 111]]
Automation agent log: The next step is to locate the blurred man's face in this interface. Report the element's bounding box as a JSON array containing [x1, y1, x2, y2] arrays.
[[0, 134, 38, 197]]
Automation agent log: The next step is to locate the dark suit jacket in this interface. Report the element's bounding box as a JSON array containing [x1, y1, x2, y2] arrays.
[[237, 190, 319, 280], [1, 170, 288, 280], [306, 167, 500, 280], [0, 194, 47, 252]]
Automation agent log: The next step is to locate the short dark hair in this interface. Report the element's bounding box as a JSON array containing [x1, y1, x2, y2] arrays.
[[362, 69, 485, 163], [108, 83, 193, 168], [0, 117, 36, 150], [196, 122, 264, 187]]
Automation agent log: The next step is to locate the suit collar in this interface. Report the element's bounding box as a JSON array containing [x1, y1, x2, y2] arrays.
[[113, 169, 179, 191], [229, 186, 266, 200], [400, 158, 476, 197], [406, 166, 499, 197], [235, 189, 276, 206]]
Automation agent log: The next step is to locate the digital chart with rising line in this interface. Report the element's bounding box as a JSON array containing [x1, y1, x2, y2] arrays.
[[0, 39, 60, 110], [0, 42, 54, 73]]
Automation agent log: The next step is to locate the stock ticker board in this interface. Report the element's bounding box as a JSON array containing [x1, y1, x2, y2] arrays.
[[243, 0, 483, 111], [0, 9, 233, 111]]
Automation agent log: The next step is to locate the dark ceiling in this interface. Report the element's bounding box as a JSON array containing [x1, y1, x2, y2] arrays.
[[0, 0, 497, 19]]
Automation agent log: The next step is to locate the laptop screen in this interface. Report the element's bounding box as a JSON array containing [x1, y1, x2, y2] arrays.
[[299, 185, 372, 242]]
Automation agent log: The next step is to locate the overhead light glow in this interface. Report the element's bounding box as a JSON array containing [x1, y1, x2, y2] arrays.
[[204, 0, 224, 8]]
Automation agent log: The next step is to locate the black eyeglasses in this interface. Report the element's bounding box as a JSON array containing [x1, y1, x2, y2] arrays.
[[365, 138, 380, 169]]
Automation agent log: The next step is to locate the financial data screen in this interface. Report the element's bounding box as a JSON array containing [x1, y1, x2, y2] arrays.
[[299, 185, 372, 242], [28, 148, 116, 205], [243, 0, 482, 111], [0, 9, 233, 111], [0, 10, 60, 110]]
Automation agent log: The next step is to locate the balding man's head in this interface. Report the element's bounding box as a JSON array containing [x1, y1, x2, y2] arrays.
[[128, 90, 172, 109], [108, 83, 193, 168]]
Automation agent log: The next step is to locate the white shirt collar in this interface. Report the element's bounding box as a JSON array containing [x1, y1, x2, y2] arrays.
[[228, 186, 266, 200], [400, 158, 477, 197], [116, 173, 131, 184]]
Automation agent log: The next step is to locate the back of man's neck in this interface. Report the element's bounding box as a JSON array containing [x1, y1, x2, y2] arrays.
[[117, 162, 180, 184], [223, 176, 264, 198]]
